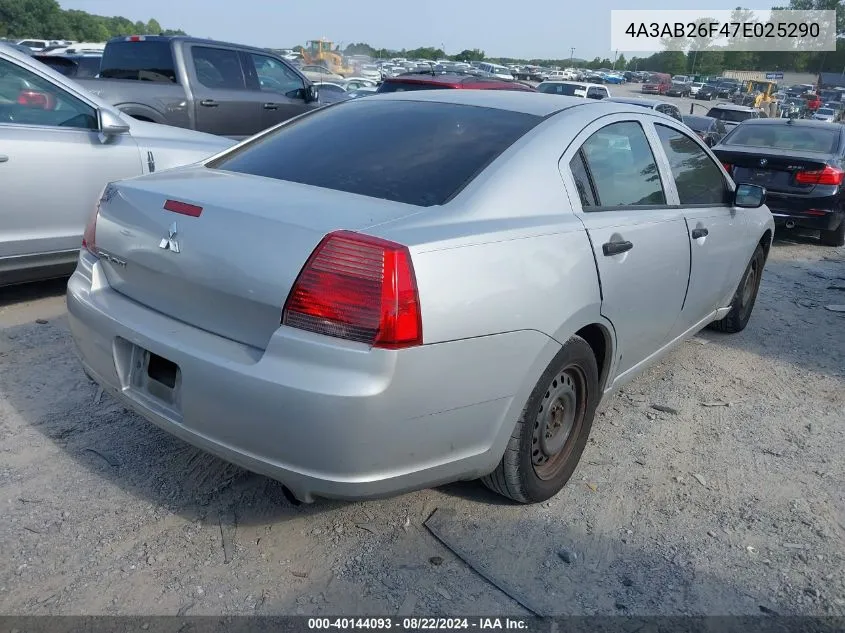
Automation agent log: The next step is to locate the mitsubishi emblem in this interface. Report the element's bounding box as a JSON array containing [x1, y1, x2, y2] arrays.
[[159, 221, 180, 253], [759, 158, 768, 167]]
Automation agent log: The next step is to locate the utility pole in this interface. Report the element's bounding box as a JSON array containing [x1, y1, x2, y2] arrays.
[[570, 47, 575, 66], [613, 49, 619, 70]]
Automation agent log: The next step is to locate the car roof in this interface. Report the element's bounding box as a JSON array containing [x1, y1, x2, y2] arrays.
[[605, 97, 671, 107], [708, 104, 756, 111], [539, 81, 605, 88], [737, 117, 842, 129], [366, 90, 685, 119], [106, 34, 276, 55]]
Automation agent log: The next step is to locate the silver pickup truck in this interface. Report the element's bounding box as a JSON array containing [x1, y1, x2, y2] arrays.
[[75, 35, 331, 139]]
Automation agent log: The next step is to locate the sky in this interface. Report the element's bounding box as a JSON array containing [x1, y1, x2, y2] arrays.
[[59, 0, 781, 61]]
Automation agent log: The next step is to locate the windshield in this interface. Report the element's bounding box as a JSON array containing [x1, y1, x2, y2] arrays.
[[723, 124, 839, 153], [538, 82, 583, 96], [707, 108, 755, 123], [817, 108, 835, 115], [208, 100, 542, 207]]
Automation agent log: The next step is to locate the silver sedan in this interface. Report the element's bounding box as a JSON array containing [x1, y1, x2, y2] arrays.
[[0, 44, 235, 286], [67, 91, 775, 504]]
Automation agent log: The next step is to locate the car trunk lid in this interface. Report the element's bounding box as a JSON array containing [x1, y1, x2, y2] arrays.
[[714, 146, 831, 194], [94, 168, 420, 349]]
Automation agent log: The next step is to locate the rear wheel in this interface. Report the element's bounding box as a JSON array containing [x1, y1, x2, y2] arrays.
[[482, 336, 599, 503], [820, 220, 845, 247], [709, 243, 765, 334]]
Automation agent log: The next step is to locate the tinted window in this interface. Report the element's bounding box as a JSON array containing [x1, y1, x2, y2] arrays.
[[538, 83, 583, 96], [706, 107, 755, 123], [577, 121, 666, 208], [683, 116, 713, 132], [655, 124, 728, 205], [249, 53, 303, 95], [569, 151, 597, 207], [723, 124, 839, 153], [99, 40, 176, 83], [192, 47, 245, 90], [75, 56, 101, 77], [377, 81, 452, 93], [209, 100, 541, 207], [0, 57, 97, 129]]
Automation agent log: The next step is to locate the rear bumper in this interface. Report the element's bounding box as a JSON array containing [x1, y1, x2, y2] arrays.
[[66, 254, 554, 502], [771, 210, 843, 231]]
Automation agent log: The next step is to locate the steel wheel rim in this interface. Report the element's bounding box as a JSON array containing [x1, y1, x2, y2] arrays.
[[532, 366, 587, 481]]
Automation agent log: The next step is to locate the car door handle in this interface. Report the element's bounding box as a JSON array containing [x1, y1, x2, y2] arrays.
[[199, 99, 218, 107], [263, 102, 279, 110], [602, 240, 634, 256], [691, 228, 709, 239], [0, 155, 8, 163]]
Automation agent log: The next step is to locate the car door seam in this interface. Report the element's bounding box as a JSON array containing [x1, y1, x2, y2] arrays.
[[680, 217, 693, 312]]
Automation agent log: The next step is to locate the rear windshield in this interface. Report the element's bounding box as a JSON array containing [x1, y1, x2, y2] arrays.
[[208, 100, 541, 207], [707, 108, 755, 123], [99, 40, 177, 83], [723, 124, 840, 153], [377, 80, 452, 93], [538, 82, 583, 96], [683, 116, 712, 131]]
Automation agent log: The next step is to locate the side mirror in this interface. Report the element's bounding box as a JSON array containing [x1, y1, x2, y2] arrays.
[[734, 183, 766, 208], [304, 84, 319, 103], [98, 108, 130, 136]]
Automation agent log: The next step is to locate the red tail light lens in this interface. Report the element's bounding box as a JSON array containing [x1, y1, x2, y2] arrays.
[[795, 165, 844, 185], [82, 202, 100, 255], [283, 231, 422, 349], [722, 162, 733, 173]]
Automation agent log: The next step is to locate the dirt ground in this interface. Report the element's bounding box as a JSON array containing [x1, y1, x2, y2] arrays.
[[1, 230, 843, 617]]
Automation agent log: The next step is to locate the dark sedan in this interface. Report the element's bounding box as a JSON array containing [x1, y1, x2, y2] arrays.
[[712, 119, 845, 246], [682, 115, 728, 146], [696, 83, 719, 100]]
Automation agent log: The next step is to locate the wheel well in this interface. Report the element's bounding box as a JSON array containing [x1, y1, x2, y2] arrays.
[[760, 230, 772, 260], [131, 115, 154, 122], [575, 324, 612, 391]]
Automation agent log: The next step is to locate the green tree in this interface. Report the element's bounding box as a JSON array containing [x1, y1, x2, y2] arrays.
[[453, 48, 485, 62], [146, 18, 161, 34]]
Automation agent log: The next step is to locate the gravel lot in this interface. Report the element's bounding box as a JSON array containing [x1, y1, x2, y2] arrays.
[[1, 230, 844, 614]]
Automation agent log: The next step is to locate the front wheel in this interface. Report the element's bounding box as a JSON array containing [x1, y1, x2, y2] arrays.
[[481, 335, 599, 503], [820, 219, 845, 247], [709, 243, 766, 333]]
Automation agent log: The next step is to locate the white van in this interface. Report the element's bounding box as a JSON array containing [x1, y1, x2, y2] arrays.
[[478, 62, 515, 81]]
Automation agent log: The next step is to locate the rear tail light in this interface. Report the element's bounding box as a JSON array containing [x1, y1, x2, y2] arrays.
[[17, 89, 54, 109], [283, 231, 422, 349], [722, 162, 733, 173], [795, 165, 844, 185], [82, 186, 109, 255]]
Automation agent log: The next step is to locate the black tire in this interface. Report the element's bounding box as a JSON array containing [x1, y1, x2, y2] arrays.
[[709, 243, 766, 334], [820, 219, 845, 247], [482, 335, 600, 503]]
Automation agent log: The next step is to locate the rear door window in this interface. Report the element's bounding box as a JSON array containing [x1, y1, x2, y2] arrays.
[[208, 100, 541, 207], [192, 46, 246, 90], [99, 40, 177, 83], [573, 121, 667, 208]]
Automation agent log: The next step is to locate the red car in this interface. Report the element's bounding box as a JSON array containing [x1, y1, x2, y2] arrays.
[[377, 73, 536, 93], [641, 72, 671, 95], [806, 93, 821, 111]]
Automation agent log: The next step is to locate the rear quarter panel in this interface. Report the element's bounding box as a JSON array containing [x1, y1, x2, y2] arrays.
[[373, 107, 606, 348]]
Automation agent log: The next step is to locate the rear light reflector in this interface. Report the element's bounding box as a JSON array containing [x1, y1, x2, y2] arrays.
[[794, 165, 844, 185], [82, 193, 103, 255], [283, 231, 422, 349], [805, 209, 827, 216], [163, 199, 203, 217]]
